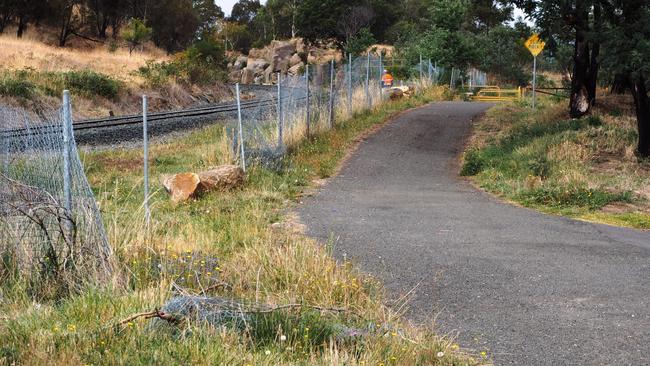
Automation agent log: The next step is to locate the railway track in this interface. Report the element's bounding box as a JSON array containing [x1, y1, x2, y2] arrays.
[[1, 85, 307, 146]]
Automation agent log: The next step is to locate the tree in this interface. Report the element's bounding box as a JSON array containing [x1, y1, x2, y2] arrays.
[[121, 17, 151, 54], [230, 0, 261, 24], [512, 0, 603, 118], [600, 0, 650, 157], [345, 27, 376, 55], [338, 5, 375, 51], [193, 0, 224, 34], [296, 0, 349, 42], [147, 0, 199, 52]]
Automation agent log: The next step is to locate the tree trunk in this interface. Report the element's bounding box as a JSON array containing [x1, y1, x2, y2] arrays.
[[16, 14, 27, 38], [585, 3, 602, 106], [630, 75, 650, 157], [569, 6, 592, 118], [570, 33, 590, 117]]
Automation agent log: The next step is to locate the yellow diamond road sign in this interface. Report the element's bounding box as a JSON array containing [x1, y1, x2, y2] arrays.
[[525, 33, 545, 57]]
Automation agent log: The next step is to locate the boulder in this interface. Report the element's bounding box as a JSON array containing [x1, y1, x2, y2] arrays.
[[289, 37, 306, 53], [387, 87, 404, 100], [228, 70, 241, 82], [197, 165, 245, 192], [270, 41, 295, 72], [246, 58, 268, 72], [264, 65, 278, 84], [289, 53, 302, 67], [233, 55, 247, 70], [162, 173, 200, 203], [247, 47, 268, 60], [288, 61, 304, 76], [241, 68, 255, 84]]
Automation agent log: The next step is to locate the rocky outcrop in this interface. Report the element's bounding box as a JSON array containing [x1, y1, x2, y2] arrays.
[[231, 38, 342, 85]]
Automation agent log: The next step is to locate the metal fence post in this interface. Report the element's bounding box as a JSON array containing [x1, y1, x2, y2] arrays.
[[347, 53, 352, 117], [62, 90, 72, 216], [277, 72, 283, 150], [428, 59, 432, 82], [419, 54, 423, 86], [378, 53, 383, 99], [142, 95, 150, 226], [305, 65, 310, 137], [450, 67, 455, 89], [235, 83, 246, 172], [328, 60, 335, 129], [365, 51, 370, 108], [532, 55, 537, 109], [2, 138, 8, 176]]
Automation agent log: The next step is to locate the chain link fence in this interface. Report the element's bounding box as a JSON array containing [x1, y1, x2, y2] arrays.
[[231, 53, 454, 169], [0, 96, 112, 298], [0, 54, 487, 298]]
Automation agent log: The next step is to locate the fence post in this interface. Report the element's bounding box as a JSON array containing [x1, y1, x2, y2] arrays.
[[347, 53, 352, 117], [378, 53, 383, 99], [2, 138, 8, 176], [328, 60, 335, 129], [305, 65, 310, 137], [419, 54, 423, 86], [532, 55, 537, 110], [277, 72, 283, 150], [142, 95, 150, 227], [62, 90, 73, 216], [235, 83, 246, 172], [365, 51, 370, 108], [428, 59, 432, 82], [450, 67, 455, 89]]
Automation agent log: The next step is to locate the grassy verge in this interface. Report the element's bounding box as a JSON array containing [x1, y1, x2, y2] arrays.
[[461, 95, 650, 229], [1, 87, 486, 365]]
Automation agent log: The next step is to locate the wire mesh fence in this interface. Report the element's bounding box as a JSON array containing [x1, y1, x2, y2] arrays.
[[230, 53, 451, 169], [0, 97, 112, 297], [0, 54, 487, 297]]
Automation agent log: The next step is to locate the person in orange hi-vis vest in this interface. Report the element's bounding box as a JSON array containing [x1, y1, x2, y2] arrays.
[[381, 69, 393, 88]]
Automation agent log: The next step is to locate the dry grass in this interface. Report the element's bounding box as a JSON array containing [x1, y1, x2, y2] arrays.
[[0, 33, 166, 85]]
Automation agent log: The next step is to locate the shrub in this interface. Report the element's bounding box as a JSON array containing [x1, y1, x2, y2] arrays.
[[460, 148, 484, 176], [138, 37, 227, 87], [63, 70, 122, 99], [122, 18, 152, 54], [0, 76, 35, 99]]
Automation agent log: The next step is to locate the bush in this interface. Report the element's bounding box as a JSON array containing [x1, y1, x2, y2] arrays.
[[138, 37, 227, 87], [460, 148, 484, 176], [63, 70, 122, 99], [0, 76, 35, 99]]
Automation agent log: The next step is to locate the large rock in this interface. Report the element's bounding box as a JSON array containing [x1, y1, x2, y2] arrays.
[[248, 47, 268, 60], [289, 53, 302, 67], [162, 173, 201, 203], [288, 61, 304, 76], [241, 68, 255, 84], [246, 58, 268, 72], [233, 55, 248, 70], [289, 37, 306, 53], [270, 41, 295, 73], [197, 165, 245, 192]]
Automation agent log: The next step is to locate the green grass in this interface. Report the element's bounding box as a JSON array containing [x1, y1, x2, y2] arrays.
[[0, 69, 122, 100], [1, 87, 485, 365], [462, 97, 650, 229]]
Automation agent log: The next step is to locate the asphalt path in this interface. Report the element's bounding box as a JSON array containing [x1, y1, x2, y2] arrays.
[[298, 102, 650, 365]]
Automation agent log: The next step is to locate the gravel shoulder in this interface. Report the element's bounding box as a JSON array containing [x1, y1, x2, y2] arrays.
[[298, 101, 650, 365]]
